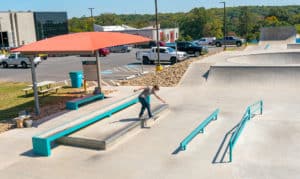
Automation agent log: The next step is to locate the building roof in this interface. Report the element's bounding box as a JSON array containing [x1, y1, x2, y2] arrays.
[[94, 24, 137, 32]]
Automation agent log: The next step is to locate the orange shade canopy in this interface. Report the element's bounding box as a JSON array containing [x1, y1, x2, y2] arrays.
[[12, 32, 151, 54]]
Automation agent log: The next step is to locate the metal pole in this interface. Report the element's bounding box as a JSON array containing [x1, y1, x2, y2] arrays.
[[0, 18, 4, 49], [155, 0, 162, 71], [224, 2, 226, 50], [30, 57, 40, 115], [141, 59, 144, 74], [95, 50, 102, 93], [88, 8, 95, 32], [175, 22, 178, 63], [220, 1, 226, 50], [245, 6, 248, 45]]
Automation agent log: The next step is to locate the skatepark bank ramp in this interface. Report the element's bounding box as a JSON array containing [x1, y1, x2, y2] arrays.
[[227, 52, 300, 65], [207, 52, 300, 88]]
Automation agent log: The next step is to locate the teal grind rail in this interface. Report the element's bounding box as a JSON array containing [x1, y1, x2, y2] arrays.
[[229, 100, 263, 162], [180, 109, 220, 151]]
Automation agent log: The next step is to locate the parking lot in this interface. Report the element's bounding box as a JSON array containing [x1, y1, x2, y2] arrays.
[[0, 47, 221, 83]]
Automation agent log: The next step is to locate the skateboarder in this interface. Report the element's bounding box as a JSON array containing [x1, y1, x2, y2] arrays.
[[134, 85, 166, 119]]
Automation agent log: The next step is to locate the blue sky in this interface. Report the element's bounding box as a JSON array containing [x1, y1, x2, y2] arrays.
[[1, 0, 299, 18]]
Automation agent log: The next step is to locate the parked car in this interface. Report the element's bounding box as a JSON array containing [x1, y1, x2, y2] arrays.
[[2, 52, 41, 68], [136, 46, 188, 65], [109, 45, 132, 53], [99, 48, 110, 56], [166, 41, 207, 57], [193, 37, 216, 46], [212, 36, 243, 47]]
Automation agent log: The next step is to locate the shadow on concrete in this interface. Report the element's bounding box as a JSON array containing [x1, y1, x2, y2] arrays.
[[20, 149, 40, 158], [212, 123, 239, 164], [20, 143, 59, 158], [171, 146, 182, 155], [111, 118, 139, 124], [202, 70, 210, 80]]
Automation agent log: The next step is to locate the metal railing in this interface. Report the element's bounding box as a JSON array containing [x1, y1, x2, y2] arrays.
[[229, 100, 263, 162], [180, 109, 220, 151]]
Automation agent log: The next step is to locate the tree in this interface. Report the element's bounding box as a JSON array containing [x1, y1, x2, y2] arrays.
[[268, 7, 289, 21], [238, 7, 254, 40], [202, 19, 223, 38], [264, 16, 281, 27], [69, 17, 93, 32], [295, 24, 300, 34], [179, 8, 209, 39], [95, 13, 122, 25]]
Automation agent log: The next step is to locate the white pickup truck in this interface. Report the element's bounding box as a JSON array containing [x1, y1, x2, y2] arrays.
[[136, 47, 188, 64], [0, 54, 6, 66], [1, 52, 41, 68]]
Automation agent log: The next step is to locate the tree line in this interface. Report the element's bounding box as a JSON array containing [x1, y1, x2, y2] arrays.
[[69, 5, 300, 41]]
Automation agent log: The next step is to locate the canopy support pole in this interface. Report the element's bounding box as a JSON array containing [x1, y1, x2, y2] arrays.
[[95, 50, 102, 93], [30, 57, 40, 115]]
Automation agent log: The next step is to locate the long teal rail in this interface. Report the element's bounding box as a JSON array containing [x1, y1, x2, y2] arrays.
[[229, 100, 263, 162], [32, 97, 138, 156], [180, 109, 220, 151]]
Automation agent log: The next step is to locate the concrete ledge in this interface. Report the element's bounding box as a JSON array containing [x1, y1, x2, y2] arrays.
[[57, 104, 169, 150]]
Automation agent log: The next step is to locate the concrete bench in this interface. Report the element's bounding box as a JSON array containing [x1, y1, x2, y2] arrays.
[[39, 86, 62, 96], [66, 93, 104, 110], [32, 96, 139, 156]]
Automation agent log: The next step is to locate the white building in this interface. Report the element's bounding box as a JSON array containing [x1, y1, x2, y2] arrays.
[[0, 11, 36, 48], [0, 11, 68, 48], [94, 24, 179, 43]]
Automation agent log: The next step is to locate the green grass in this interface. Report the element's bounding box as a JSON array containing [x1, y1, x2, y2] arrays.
[[0, 82, 80, 121]]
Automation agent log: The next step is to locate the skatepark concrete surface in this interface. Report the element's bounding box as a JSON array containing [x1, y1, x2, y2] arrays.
[[1, 39, 300, 178]]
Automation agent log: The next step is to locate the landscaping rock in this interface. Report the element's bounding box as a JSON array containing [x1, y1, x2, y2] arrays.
[[121, 58, 198, 87]]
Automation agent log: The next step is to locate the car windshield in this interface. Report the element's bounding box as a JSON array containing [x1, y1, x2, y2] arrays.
[[191, 42, 199, 46], [167, 47, 175, 53]]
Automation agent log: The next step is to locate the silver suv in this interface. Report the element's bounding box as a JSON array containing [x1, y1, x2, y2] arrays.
[[109, 45, 132, 53]]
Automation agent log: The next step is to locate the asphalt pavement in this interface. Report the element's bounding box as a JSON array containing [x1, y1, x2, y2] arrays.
[[0, 47, 221, 83]]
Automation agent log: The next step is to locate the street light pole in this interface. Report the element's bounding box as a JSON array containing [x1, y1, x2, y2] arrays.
[[155, 0, 163, 71], [88, 8, 95, 32], [220, 1, 226, 50]]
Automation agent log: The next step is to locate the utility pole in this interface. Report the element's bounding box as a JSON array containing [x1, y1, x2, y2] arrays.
[[88, 8, 95, 32], [155, 0, 163, 71], [220, 1, 226, 50]]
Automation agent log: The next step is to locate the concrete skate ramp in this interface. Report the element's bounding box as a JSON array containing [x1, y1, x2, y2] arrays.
[[227, 52, 300, 65], [260, 26, 296, 41], [207, 66, 300, 88]]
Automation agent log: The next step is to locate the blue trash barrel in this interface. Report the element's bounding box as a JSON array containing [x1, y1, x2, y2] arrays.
[[69, 71, 83, 88]]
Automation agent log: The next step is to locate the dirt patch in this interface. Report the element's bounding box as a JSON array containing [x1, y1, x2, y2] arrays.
[[0, 89, 117, 133]]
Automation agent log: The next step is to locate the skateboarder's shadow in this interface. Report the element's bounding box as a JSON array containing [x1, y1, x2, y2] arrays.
[[110, 118, 140, 124]]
